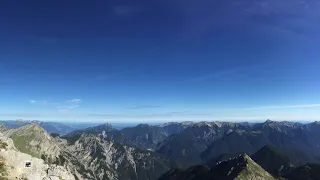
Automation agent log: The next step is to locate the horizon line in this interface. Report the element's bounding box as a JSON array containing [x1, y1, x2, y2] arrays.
[[0, 119, 317, 124]]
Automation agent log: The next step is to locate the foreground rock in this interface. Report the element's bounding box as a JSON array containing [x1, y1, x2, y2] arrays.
[[1, 124, 62, 164], [0, 132, 74, 180]]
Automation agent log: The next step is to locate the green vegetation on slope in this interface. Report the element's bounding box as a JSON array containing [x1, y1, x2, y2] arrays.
[[237, 155, 275, 180], [7, 124, 62, 165], [11, 136, 38, 157]]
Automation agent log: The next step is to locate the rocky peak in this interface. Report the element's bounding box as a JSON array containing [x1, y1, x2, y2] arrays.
[[212, 121, 227, 128], [266, 119, 273, 123], [213, 121, 246, 129], [159, 153, 275, 180], [308, 121, 320, 127], [179, 121, 194, 126], [1, 124, 61, 163], [156, 122, 192, 134], [3, 123, 51, 140], [157, 122, 179, 127], [194, 121, 213, 127], [264, 120, 300, 127], [92, 123, 114, 132], [206, 153, 275, 180], [101, 122, 113, 128], [262, 120, 277, 128], [136, 123, 151, 128], [158, 121, 195, 127], [67, 123, 115, 135], [29, 123, 46, 130], [257, 120, 302, 132], [0, 133, 75, 180]]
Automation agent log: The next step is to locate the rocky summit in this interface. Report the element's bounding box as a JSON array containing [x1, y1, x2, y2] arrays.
[[1, 124, 63, 164], [159, 153, 275, 180], [0, 132, 74, 180]]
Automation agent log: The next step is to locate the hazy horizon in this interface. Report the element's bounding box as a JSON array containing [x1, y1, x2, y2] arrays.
[[0, 119, 316, 124]]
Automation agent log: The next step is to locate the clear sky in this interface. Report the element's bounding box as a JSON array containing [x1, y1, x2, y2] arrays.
[[1, 0, 320, 123]]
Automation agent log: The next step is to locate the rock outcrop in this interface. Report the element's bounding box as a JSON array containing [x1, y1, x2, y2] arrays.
[[1, 124, 62, 163], [62, 133, 178, 180], [0, 132, 75, 180]]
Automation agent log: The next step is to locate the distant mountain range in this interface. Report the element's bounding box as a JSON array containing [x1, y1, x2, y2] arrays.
[[1, 120, 320, 179], [0, 120, 76, 135]]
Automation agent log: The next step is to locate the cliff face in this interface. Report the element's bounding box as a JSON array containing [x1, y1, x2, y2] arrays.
[[0, 132, 75, 180], [1, 124, 62, 163], [62, 133, 178, 180]]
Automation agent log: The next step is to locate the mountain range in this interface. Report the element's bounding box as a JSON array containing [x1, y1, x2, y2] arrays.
[[0, 120, 76, 135], [1, 120, 320, 179]]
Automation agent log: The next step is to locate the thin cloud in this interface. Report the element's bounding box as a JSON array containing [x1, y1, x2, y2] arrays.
[[213, 104, 320, 112], [240, 104, 320, 110], [28, 100, 47, 105], [29, 100, 37, 104], [28, 98, 82, 112], [56, 105, 80, 112], [58, 98, 82, 112], [128, 105, 161, 109], [88, 114, 129, 118], [186, 64, 266, 83], [88, 111, 191, 118], [0, 113, 48, 118], [67, 99, 82, 104], [143, 111, 191, 117]]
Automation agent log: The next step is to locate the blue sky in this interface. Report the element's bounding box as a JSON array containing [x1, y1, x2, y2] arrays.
[[1, 0, 320, 123]]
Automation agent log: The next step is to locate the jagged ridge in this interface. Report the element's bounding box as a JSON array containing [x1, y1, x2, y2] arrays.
[[158, 153, 275, 180], [1, 124, 63, 164]]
